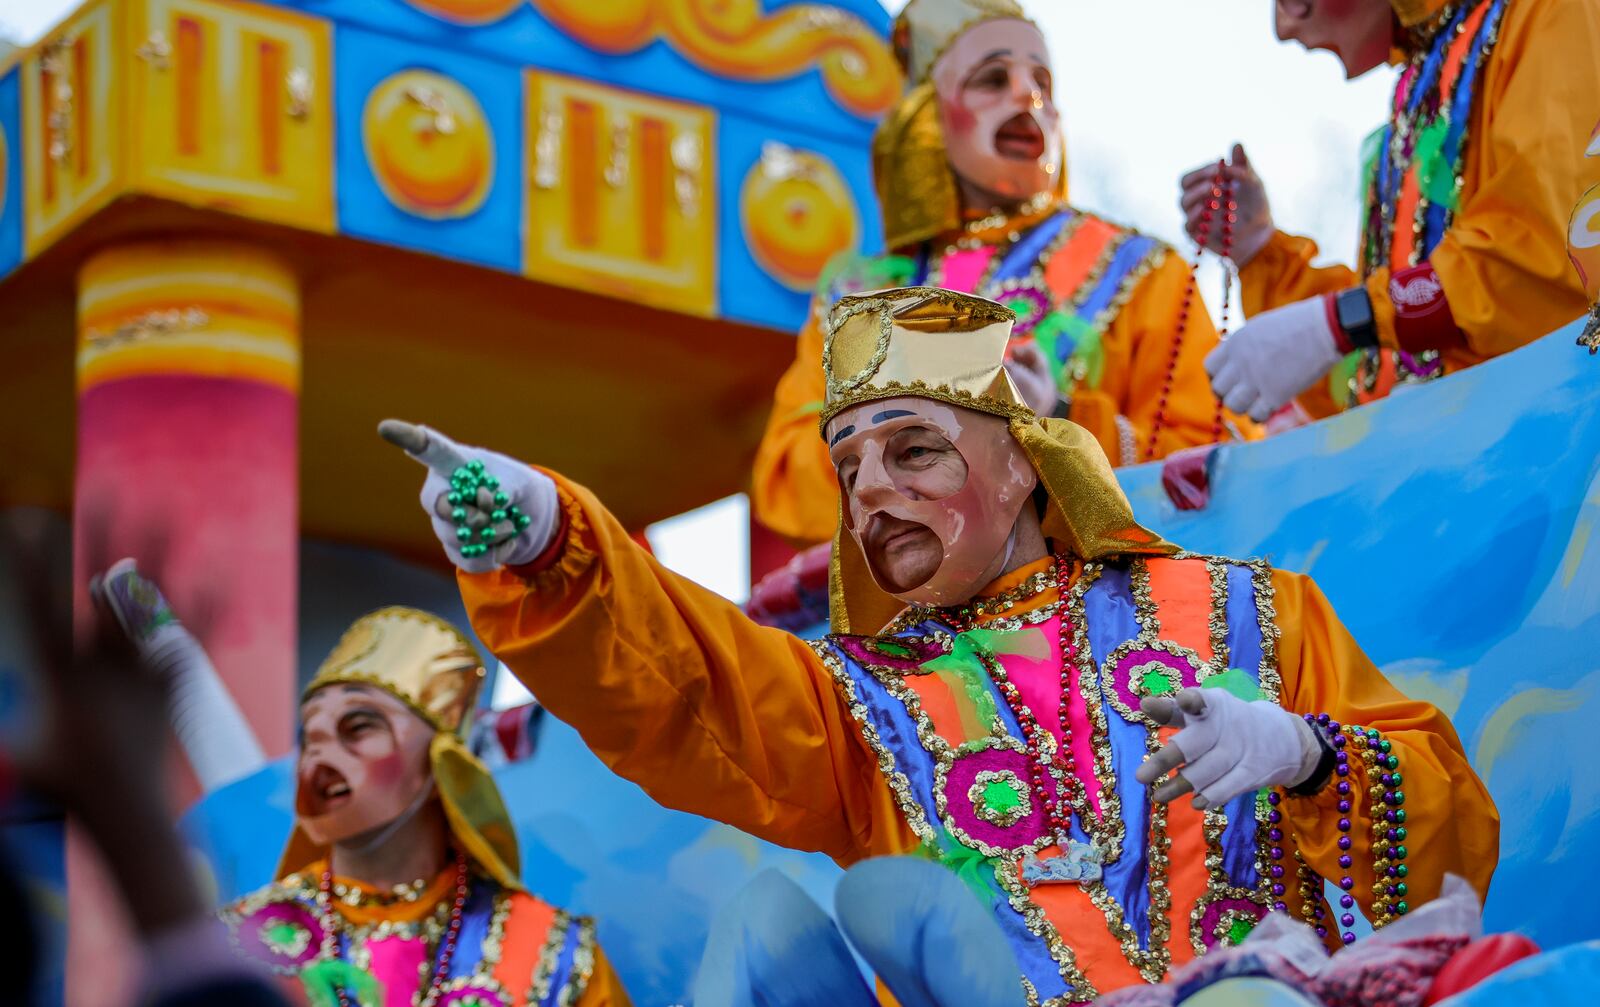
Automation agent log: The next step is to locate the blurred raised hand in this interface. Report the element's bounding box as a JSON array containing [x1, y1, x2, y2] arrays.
[[1180, 144, 1275, 267]]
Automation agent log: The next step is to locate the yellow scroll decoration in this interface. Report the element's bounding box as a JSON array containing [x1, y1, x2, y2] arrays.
[[529, 0, 900, 118]]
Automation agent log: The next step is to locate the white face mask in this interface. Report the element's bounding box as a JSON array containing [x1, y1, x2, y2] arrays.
[[932, 19, 1062, 205]]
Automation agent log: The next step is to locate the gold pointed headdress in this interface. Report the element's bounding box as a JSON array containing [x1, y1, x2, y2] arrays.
[[279, 607, 523, 890], [820, 287, 1176, 634], [820, 286, 1032, 429], [875, 0, 1066, 249]]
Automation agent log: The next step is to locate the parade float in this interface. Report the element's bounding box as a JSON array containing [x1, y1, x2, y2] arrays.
[[1, 0, 1598, 1004], [0, 0, 892, 1002]]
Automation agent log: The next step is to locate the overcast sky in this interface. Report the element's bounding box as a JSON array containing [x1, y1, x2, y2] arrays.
[[0, 0, 1395, 614]]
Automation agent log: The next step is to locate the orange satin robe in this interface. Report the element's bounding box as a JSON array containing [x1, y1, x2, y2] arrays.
[[1242, 0, 1600, 398], [753, 211, 1249, 546], [460, 473, 1499, 994]]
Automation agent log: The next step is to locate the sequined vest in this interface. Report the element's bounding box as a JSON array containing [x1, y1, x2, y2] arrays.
[[822, 207, 1166, 404], [816, 555, 1286, 1004], [223, 874, 596, 1007], [1339, 0, 1512, 408]]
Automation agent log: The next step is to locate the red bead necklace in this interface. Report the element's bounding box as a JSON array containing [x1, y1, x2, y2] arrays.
[[956, 554, 1088, 840], [1144, 162, 1236, 461], [318, 850, 471, 1007]]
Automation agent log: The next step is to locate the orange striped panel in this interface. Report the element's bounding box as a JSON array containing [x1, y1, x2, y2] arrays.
[[1390, 172, 1421, 267], [176, 18, 203, 157], [1162, 796, 1211, 969], [899, 671, 970, 748], [72, 37, 90, 177], [567, 99, 599, 249], [1043, 216, 1119, 303], [1438, 2, 1492, 100], [492, 893, 559, 1006], [1142, 559, 1215, 663], [639, 117, 667, 262], [1021, 851, 1145, 992], [258, 39, 284, 177]]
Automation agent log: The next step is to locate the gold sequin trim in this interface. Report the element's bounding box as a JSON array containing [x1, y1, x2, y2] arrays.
[[1246, 559, 1283, 705], [819, 377, 1039, 430], [812, 639, 939, 843], [527, 909, 573, 1006], [557, 917, 598, 1007], [1205, 557, 1233, 673]]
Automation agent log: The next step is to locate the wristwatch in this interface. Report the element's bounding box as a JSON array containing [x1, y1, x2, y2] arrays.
[[1333, 287, 1379, 350]]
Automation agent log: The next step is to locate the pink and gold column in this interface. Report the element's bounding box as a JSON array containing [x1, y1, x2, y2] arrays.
[[75, 241, 300, 751]]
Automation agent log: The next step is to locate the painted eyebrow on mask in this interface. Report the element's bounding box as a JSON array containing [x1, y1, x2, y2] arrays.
[[829, 424, 856, 447], [871, 409, 917, 424]]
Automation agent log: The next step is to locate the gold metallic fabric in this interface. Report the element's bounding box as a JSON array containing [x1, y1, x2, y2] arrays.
[[281, 607, 524, 891], [893, 0, 1031, 83], [873, 82, 963, 251], [820, 286, 1031, 428], [304, 606, 484, 734]]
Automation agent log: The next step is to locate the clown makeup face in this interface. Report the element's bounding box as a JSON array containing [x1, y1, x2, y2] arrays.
[[932, 18, 1062, 208], [828, 397, 1037, 605], [296, 684, 435, 848], [1274, 0, 1395, 79]]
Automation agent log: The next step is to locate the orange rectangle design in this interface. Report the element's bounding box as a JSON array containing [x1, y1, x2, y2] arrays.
[[567, 99, 599, 249], [176, 17, 203, 157], [39, 65, 56, 203], [258, 38, 283, 177], [522, 68, 716, 317], [640, 117, 667, 262], [73, 37, 91, 177], [1043, 217, 1119, 301]]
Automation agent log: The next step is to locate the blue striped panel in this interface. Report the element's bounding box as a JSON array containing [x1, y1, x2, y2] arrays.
[[443, 882, 500, 980], [1082, 564, 1156, 948], [1075, 236, 1160, 323], [1217, 562, 1268, 888], [991, 209, 1077, 285]]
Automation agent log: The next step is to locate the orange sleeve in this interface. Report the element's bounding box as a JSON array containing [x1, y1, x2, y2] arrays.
[[1103, 253, 1261, 461], [457, 474, 914, 864], [1405, 0, 1600, 357], [1271, 569, 1500, 917], [750, 297, 840, 547], [574, 943, 631, 1007], [1239, 230, 1360, 319]]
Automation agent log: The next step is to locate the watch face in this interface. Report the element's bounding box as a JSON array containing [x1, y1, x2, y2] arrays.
[[1338, 290, 1374, 331]]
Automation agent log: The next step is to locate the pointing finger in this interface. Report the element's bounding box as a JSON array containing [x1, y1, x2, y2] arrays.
[[379, 419, 470, 476]]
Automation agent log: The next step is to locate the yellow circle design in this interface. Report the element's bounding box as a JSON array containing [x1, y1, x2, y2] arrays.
[[363, 70, 495, 221], [740, 142, 859, 292]]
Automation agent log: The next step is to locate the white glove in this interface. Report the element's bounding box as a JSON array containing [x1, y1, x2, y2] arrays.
[[92, 560, 267, 794], [1204, 295, 1344, 422], [1134, 687, 1323, 810], [379, 420, 560, 574]]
